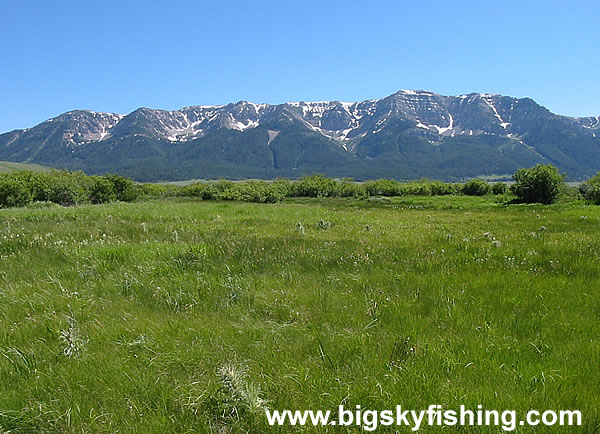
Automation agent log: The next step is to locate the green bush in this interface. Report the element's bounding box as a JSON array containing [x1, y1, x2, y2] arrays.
[[402, 182, 432, 196], [104, 174, 138, 202], [579, 172, 600, 204], [559, 185, 580, 202], [462, 179, 491, 196], [4, 170, 556, 209], [429, 181, 458, 196], [180, 180, 286, 203], [138, 183, 179, 198], [0, 171, 136, 208], [494, 193, 514, 205], [13, 170, 92, 206], [267, 180, 292, 202], [27, 173, 54, 202], [139, 183, 166, 197], [364, 179, 402, 196], [293, 174, 338, 198], [213, 179, 235, 194], [338, 179, 367, 198], [0, 175, 32, 208], [220, 181, 268, 203], [511, 164, 564, 204], [180, 182, 219, 200], [45, 172, 91, 206], [90, 177, 117, 204], [491, 182, 508, 195]]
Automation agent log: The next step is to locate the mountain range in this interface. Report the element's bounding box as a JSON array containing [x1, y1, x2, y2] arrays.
[[1, 90, 599, 181]]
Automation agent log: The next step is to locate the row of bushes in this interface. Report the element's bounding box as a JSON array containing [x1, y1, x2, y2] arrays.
[[175, 176, 511, 203], [179, 179, 291, 203], [174, 165, 580, 205], [4, 165, 599, 209], [0, 171, 137, 208]]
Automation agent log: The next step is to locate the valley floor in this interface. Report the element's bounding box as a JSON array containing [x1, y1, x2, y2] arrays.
[[0, 196, 598, 432]]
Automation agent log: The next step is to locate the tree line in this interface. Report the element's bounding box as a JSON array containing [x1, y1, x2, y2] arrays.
[[2, 164, 600, 209]]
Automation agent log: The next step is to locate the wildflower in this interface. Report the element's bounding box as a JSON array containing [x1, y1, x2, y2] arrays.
[[59, 313, 87, 358], [317, 219, 331, 230]]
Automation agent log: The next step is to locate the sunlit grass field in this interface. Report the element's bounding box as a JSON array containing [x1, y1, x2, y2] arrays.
[[0, 161, 50, 173], [1, 196, 599, 432]]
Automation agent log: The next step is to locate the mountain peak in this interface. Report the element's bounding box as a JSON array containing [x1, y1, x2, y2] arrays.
[[1, 89, 599, 181]]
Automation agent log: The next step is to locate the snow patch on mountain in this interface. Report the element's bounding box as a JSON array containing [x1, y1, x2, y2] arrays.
[[433, 113, 454, 135], [482, 96, 510, 129], [577, 116, 600, 129]]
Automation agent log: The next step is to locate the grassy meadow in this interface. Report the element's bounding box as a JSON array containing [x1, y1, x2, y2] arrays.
[[0, 195, 599, 432], [0, 161, 50, 174]]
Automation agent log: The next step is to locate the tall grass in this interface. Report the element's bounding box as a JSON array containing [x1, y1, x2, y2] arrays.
[[0, 196, 598, 431]]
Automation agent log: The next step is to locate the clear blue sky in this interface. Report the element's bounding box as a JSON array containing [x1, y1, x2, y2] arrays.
[[1, 0, 599, 133]]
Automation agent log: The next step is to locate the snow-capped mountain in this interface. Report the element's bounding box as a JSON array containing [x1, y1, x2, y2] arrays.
[[1, 90, 599, 181]]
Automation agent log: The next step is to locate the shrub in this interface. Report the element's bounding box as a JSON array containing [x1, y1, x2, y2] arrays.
[[104, 174, 138, 202], [138, 183, 170, 198], [579, 172, 600, 204], [221, 182, 265, 203], [213, 179, 235, 194], [338, 179, 367, 198], [219, 184, 249, 201], [402, 182, 432, 196], [559, 185, 580, 202], [293, 174, 338, 198], [212, 181, 285, 203], [494, 193, 513, 205], [180, 182, 219, 200], [0, 171, 135, 208], [429, 181, 458, 196], [511, 164, 564, 204], [26, 172, 54, 202], [452, 183, 464, 195], [262, 183, 288, 203], [271, 179, 293, 198], [492, 182, 508, 195], [90, 177, 117, 204], [180, 179, 288, 203], [44, 171, 91, 206], [364, 179, 402, 196], [462, 179, 491, 196], [0, 175, 32, 208]]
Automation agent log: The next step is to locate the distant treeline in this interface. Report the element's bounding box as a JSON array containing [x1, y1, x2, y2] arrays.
[[2, 165, 600, 209], [168, 176, 507, 203]]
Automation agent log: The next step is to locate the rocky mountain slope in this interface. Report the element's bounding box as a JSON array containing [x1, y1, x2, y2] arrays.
[[1, 90, 598, 181]]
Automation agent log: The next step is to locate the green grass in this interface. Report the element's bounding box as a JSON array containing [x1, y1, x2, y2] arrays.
[[0, 161, 50, 173], [0, 197, 599, 432]]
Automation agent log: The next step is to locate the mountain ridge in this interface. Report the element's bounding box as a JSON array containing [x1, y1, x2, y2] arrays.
[[1, 90, 598, 181]]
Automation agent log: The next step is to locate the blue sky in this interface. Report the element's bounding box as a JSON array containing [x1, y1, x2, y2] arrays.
[[1, 0, 599, 133]]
